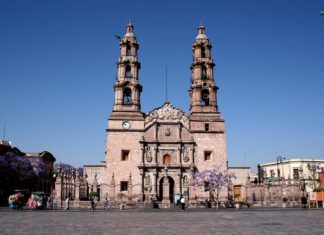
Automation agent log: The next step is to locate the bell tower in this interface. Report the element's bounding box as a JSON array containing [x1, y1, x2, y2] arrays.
[[189, 25, 218, 114], [189, 25, 225, 133], [113, 23, 142, 112]]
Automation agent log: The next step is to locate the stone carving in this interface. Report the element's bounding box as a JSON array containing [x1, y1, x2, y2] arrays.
[[165, 128, 171, 136], [182, 146, 189, 162], [145, 102, 189, 127], [183, 175, 189, 186], [145, 146, 152, 162], [144, 173, 152, 192]]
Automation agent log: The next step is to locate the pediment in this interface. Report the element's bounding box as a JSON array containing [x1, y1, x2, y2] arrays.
[[145, 102, 189, 128]]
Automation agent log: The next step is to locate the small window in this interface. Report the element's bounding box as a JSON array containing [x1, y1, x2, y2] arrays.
[[204, 151, 211, 161], [163, 154, 171, 165], [205, 123, 209, 131], [120, 181, 128, 191], [126, 44, 131, 56], [270, 169, 275, 177], [121, 150, 129, 161], [201, 65, 207, 79], [125, 65, 132, 77], [201, 47, 206, 58], [293, 169, 299, 179], [277, 169, 280, 178]]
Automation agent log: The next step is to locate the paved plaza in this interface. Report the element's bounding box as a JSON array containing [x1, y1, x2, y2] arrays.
[[0, 208, 323, 235]]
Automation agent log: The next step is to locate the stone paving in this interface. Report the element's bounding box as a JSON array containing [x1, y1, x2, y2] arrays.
[[0, 207, 323, 235]]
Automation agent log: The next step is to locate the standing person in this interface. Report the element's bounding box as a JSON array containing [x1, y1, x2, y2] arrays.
[[103, 197, 109, 211], [180, 196, 185, 211], [90, 197, 95, 212], [64, 197, 70, 211]]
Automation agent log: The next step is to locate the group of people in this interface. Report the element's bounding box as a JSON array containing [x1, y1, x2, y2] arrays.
[[64, 196, 109, 212]]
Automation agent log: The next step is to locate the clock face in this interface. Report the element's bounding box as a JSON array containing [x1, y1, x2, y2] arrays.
[[122, 121, 131, 129]]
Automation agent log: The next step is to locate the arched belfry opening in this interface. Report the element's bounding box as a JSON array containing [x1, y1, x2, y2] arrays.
[[123, 87, 132, 104], [201, 89, 210, 106]]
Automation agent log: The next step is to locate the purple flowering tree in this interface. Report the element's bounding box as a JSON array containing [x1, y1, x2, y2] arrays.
[[194, 166, 235, 210]]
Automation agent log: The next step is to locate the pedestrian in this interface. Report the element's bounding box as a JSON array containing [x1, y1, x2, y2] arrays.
[[64, 197, 70, 211], [180, 196, 185, 211], [103, 197, 109, 211], [90, 197, 95, 212]]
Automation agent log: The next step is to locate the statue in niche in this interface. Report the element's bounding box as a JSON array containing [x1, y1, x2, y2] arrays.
[[145, 146, 152, 162], [183, 175, 188, 186], [144, 173, 152, 192], [182, 146, 189, 162]]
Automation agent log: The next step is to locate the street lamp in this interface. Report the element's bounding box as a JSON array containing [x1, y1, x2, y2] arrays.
[[52, 172, 57, 211], [277, 156, 286, 180]]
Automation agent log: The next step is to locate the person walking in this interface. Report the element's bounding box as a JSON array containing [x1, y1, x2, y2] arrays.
[[90, 197, 95, 212], [180, 196, 185, 211], [103, 197, 109, 211], [64, 197, 70, 211]]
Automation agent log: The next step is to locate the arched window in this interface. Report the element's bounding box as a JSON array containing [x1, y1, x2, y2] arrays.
[[201, 47, 206, 57], [163, 154, 171, 165], [123, 88, 132, 104], [202, 65, 207, 79], [126, 43, 131, 56], [125, 65, 132, 77], [201, 89, 209, 106]]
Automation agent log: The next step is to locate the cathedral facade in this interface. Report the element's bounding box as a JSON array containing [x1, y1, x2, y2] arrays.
[[85, 23, 227, 206]]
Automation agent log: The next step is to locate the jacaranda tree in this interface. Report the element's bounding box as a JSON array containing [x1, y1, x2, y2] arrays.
[[194, 166, 235, 210]]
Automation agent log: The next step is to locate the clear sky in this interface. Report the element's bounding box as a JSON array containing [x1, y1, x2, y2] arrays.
[[1, 0, 324, 171]]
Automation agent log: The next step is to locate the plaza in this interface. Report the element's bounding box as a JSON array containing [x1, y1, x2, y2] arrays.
[[1, 208, 323, 235]]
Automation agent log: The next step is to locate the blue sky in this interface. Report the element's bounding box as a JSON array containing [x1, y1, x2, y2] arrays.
[[1, 0, 324, 171]]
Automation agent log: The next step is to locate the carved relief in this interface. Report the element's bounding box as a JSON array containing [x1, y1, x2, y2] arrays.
[[144, 173, 152, 192], [145, 102, 189, 127], [145, 146, 152, 162], [182, 146, 189, 162], [183, 175, 189, 187], [165, 127, 171, 136]]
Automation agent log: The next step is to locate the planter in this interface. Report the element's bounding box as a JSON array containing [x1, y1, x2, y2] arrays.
[[235, 203, 240, 209]]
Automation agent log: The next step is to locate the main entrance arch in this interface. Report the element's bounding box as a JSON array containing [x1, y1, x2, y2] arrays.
[[158, 176, 174, 202]]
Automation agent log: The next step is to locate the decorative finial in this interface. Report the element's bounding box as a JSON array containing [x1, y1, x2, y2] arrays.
[[199, 17, 204, 27], [128, 16, 132, 25]]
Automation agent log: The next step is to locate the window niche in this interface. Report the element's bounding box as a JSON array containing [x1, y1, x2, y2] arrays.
[[120, 181, 128, 191], [204, 151, 212, 161], [121, 150, 130, 161], [125, 65, 132, 77]]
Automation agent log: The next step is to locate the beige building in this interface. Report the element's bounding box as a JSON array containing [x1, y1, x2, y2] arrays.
[[259, 158, 324, 193], [84, 23, 227, 206]]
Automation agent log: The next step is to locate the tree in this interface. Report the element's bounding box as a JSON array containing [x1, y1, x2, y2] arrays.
[[194, 166, 235, 210]]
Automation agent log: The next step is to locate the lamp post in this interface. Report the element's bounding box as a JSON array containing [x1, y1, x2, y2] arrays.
[[277, 156, 286, 180], [52, 172, 57, 211]]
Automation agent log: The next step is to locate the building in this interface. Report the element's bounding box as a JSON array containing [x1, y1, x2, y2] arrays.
[[84, 23, 227, 206], [259, 158, 324, 194]]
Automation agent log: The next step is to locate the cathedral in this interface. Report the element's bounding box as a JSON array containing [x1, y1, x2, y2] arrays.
[[83, 22, 227, 207]]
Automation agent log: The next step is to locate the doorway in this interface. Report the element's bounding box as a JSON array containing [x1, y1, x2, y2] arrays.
[[158, 176, 174, 202]]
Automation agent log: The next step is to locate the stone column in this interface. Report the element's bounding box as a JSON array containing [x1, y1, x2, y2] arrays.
[[128, 173, 133, 201], [152, 172, 157, 199], [177, 147, 181, 165], [153, 146, 158, 165], [110, 173, 116, 202], [74, 171, 80, 208], [175, 173, 181, 195], [189, 146, 194, 165]]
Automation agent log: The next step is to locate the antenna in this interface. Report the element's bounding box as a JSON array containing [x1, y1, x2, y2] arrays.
[[165, 66, 168, 102]]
